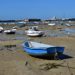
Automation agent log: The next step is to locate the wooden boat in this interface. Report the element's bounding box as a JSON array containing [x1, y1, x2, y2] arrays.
[[25, 26, 44, 37], [23, 41, 64, 56]]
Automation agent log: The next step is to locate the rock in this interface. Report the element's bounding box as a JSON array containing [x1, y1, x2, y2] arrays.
[[25, 61, 28, 66]]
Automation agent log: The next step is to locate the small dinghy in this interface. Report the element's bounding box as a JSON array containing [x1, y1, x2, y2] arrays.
[[0, 26, 4, 33], [4, 29, 16, 34], [23, 41, 64, 56], [25, 26, 44, 37]]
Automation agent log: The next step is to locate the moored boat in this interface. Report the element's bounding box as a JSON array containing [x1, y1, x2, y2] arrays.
[[22, 41, 64, 57], [0, 26, 4, 33], [4, 29, 16, 34], [48, 23, 56, 26], [25, 26, 44, 37]]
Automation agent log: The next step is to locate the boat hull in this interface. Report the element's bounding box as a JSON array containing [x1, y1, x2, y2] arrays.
[[0, 30, 3, 33], [26, 30, 44, 37], [23, 42, 64, 56], [27, 33, 43, 37], [5, 32, 15, 34]]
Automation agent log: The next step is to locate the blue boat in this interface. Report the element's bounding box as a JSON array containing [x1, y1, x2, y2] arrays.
[[23, 41, 64, 56]]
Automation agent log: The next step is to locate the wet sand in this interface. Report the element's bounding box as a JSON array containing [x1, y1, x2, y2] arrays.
[[0, 25, 75, 75]]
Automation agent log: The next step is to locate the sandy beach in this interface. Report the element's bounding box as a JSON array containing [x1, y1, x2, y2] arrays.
[[0, 25, 75, 75]]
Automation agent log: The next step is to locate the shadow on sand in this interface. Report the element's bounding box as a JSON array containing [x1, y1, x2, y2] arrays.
[[31, 54, 73, 60], [58, 54, 73, 60]]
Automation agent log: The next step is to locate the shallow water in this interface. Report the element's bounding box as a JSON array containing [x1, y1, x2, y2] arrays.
[[63, 28, 75, 35], [45, 30, 67, 37]]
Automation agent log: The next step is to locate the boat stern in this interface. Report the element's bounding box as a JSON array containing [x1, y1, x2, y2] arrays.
[[56, 47, 64, 54]]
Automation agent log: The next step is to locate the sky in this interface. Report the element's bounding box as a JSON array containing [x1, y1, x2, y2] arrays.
[[0, 0, 75, 20]]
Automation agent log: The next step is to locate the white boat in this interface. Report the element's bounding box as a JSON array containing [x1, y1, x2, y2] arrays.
[[0, 26, 3, 33], [48, 23, 56, 26], [4, 29, 16, 34], [25, 26, 44, 37], [65, 23, 71, 26], [11, 28, 17, 31]]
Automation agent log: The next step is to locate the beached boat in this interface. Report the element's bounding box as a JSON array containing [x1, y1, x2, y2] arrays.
[[23, 41, 64, 56], [25, 26, 44, 37], [4, 29, 16, 34], [48, 23, 56, 26], [0, 26, 4, 33]]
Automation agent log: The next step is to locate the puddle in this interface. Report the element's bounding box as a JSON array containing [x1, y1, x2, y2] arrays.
[[63, 28, 75, 35]]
